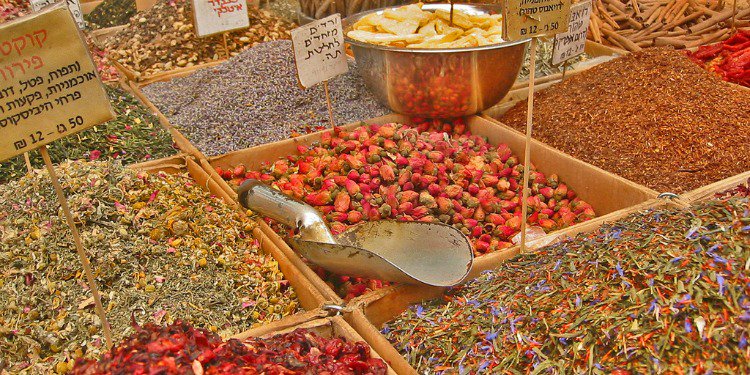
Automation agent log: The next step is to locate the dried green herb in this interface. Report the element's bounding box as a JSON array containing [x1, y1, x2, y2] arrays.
[[0, 86, 175, 183], [85, 0, 137, 29], [385, 198, 750, 373], [0, 160, 300, 373]]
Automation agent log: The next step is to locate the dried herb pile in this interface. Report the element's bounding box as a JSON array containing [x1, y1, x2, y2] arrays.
[[0, 86, 173, 183], [0, 0, 29, 23], [72, 321, 387, 374], [143, 40, 388, 156], [500, 47, 750, 193], [0, 161, 299, 373], [87, 37, 120, 83], [85, 0, 137, 29], [218, 120, 594, 299], [687, 29, 750, 88], [104, 0, 294, 78], [385, 197, 750, 373]]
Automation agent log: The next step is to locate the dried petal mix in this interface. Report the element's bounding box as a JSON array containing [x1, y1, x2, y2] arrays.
[[72, 321, 387, 374], [0, 160, 299, 373], [385, 197, 750, 373]]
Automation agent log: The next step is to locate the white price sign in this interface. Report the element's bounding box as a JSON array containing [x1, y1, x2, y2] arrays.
[[30, 0, 84, 29], [291, 14, 348, 89], [191, 0, 250, 37], [552, 0, 592, 65]]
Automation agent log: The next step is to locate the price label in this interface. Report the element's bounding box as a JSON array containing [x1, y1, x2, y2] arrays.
[[503, 0, 571, 40], [291, 14, 348, 89], [30, 0, 84, 29], [0, 3, 114, 162], [552, 0, 592, 65], [191, 0, 250, 37]]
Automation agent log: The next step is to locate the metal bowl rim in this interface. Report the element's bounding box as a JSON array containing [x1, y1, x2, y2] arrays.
[[343, 3, 531, 53]]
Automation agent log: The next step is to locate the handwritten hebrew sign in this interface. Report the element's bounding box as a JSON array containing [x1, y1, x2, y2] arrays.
[[291, 14, 348, 89], [503, 0, 571, 40], [191, 0, 250, 37], [30, 0, 84, 29], [552, 0, 591, 65], [0, 3, 114, 162]]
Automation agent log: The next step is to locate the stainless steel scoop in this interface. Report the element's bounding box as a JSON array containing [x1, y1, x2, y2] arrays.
[[238, 179, 474, 286]]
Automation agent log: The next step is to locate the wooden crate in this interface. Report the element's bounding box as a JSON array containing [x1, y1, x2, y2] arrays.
[[202, 113, 657, 302], [511, 40, 626, 91], [128, 154, 330, 311], [88, 25, 127, 49], [230, 309, 399, 374], [682, 170, 750, 203]]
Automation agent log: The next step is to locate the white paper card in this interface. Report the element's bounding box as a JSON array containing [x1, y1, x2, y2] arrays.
[[552, 0, 592, 65], [192, 0, 250, 37], [291, 14, 348, 89], [30, 0, 84, 29]]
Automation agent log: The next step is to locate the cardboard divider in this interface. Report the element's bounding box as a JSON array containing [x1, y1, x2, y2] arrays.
[[88, 25, 127, 49], [349, 197, 681, 374], [108, 50, 228, 85], [81, 0, 103, 14], [203, 113, 657, 304], [137, 60, 227, 86], [682, 170, 750, 203], [127, 154, 329, 312], [229, 310, 398, 374], [510, 40, 625, 91]]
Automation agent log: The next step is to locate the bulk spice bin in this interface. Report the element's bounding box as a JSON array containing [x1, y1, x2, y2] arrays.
[[486, 47, 750, 194], [69, 308, 397, 373], [348, 189, 750, 373], [0, 155, 328, 372], [202, 113, 656, 303], [228, 309, 398, 374], [100, 0, 294, 84]]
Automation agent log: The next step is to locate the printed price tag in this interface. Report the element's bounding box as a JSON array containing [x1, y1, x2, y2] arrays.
[[0, 3, 114, 162], [30, 0, 84, 29], [192, 0, 250, 37], [291, 14, 348, 89], [552, 0, 592, 65], [503, 0, 571, 40]]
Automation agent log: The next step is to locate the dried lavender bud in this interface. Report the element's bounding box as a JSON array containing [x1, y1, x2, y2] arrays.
[[143, 40, 389, 156]]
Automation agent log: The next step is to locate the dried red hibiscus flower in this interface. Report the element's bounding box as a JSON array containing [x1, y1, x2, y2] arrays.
[[72, 321, 388, 374]]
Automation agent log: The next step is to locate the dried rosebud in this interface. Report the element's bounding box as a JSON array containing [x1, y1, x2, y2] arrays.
[[380, 164, 396, 182], [379, 203, 392, 218], [554, 184, 568, 200], [334, 193, 351, 213], [305, 191, 331, 206], [419, 191, 437, 209], [445, 184, 463, 198]]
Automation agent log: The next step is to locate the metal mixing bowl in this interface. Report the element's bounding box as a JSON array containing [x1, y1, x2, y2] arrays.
[[343, 3, 529, 118]]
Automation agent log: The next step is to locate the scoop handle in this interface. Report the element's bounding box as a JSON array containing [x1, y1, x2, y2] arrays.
[[237, 179, 336, 244]]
